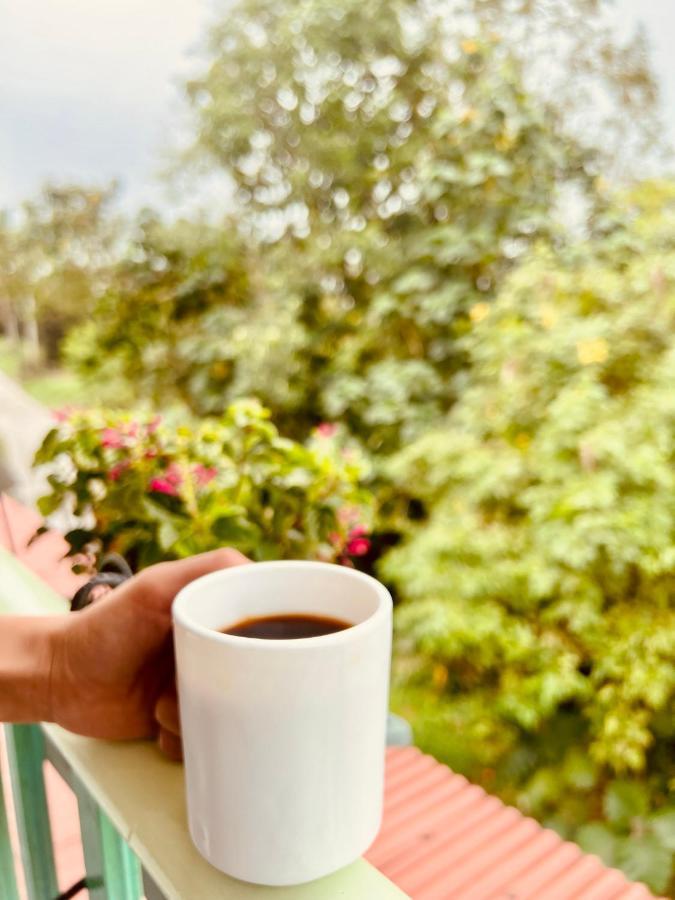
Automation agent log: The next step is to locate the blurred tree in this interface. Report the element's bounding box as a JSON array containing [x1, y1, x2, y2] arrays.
[[82, 0, 595, 447], [382, 181, 675, 895], [77, 0, 664, 448], [0, 216, 25, 350], [65, 213, 263, 414], [446, 0, 666, 178], [179, 0, 664, 448], [0, 184, 118, 368], [26, 184, 119, 363]]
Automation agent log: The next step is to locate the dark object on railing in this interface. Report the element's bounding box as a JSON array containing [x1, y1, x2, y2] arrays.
[[70, 553, 133, 611], [54, 875, 103, 900]]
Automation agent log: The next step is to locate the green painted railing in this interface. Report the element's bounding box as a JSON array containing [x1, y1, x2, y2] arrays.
[[2, 721, 144, 900], [0, 547, 408, 900], [0, 755, 20, 900]]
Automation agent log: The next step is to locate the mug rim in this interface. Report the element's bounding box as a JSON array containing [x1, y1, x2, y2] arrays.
[[172, 559, 392, 649]]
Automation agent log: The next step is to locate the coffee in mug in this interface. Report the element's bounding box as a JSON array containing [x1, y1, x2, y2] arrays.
[[221, 612, 352, 640]]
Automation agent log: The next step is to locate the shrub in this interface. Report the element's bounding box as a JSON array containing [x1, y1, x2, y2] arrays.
[[382, 183, 675, 894], [35, 400, 373, 570]]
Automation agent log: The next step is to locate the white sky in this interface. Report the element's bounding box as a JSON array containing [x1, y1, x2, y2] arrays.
[[0, 0, 673, 215], [0, 0, 216, 214]]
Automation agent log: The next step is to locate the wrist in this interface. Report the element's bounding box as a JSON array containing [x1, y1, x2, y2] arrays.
[[0, 615, 65, 724], [44, 615, 69, 725]]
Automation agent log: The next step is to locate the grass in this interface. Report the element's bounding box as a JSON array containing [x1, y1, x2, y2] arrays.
[[0, 338, 131, 409], [0, 339, 21, 380], [26, 369, 86, 407]]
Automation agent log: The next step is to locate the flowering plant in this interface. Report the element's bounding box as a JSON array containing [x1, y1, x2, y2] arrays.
[[35, 400, 373, 570]]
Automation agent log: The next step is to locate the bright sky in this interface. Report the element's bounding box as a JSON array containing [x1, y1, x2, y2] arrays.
[[0, 0, 215, 214], [0, 0, 673, 214]]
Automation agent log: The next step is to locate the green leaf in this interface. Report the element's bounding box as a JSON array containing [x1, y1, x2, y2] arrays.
[[158, 520, 180, 551], [63, 528, 95, 553], [575, 823, 618, 866], [211, 516, 259, 544], [33, 427, 62, 465], [603, 781, 649, 827], [37, 493, 63, 516], [563, 748, 597, 791], [649, 809, 675, 852], [392, 269, 436, 295], [615, 835, 673, 895]]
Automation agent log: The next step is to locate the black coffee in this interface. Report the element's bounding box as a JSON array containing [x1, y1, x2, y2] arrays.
[[222, 613, 352, 640]]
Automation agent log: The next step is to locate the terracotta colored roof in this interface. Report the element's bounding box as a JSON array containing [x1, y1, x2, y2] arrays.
[[0, 492, 84, 596], [2, 494, 663, 899], [367, 747, 660, 898]]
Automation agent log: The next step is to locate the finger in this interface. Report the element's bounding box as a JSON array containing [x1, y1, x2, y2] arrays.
[[74, 549, 250, 669], [95, 548, 250, 626], [130, 548, 250, 615], [154, 688, 180, 736], [157, 727, 183, 762]]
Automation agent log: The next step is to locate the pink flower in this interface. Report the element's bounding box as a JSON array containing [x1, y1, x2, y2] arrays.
[[337, 505, 360, 525], [193, 464, 217, 486], [346, 537, 371, 557], [53, 406, 74, 423], [149, 477, 179, 497], [316, 422, 337, 438], [149, 462, 183, 496], [348, 524, 368, 539], [101, 427, 124, 449], [108, 462, 130, 481], [164, 462, 183, 487], [147, 416, 162, 434], [144, 448, 158, 460]]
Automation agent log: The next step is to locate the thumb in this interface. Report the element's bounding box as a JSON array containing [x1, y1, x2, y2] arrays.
[[102, 548, 250, 632], [129, 548, 250, 614]]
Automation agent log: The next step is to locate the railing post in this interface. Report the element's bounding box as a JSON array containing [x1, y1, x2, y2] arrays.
[[69, 778, 142, 900], [0, 762, 20, 900], [72, 781, 107, 900], [98, 809, 142, 899], [4, 724, 58, 900]]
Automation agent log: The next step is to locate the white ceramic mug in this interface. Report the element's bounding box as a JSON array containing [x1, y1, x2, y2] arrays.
[[172, 560, 392, 886]]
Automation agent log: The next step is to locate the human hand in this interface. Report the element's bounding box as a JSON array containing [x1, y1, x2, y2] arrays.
[[49, 549, 248, 759]]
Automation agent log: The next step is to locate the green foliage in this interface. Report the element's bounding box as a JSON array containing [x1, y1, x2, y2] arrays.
[[34, 399, 372, 570], [63, 215, 263, 417], [605, 781, 649, 828], [194, 1, 593, 451], [450, 0, 664, 177], [382, 182, 675, 894], [73, 0, 597, 448], [577, 814, 675, 895], [0, 338, 130, 410]]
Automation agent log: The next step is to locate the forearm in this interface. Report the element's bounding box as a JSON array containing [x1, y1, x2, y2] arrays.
[[0, 616, 61, 723]]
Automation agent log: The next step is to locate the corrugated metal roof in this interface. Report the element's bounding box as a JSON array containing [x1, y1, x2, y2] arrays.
[[367, 747, 662, 899]]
